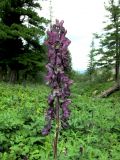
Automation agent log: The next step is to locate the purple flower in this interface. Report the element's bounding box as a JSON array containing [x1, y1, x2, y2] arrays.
[[56, 56, 62, 65], [46, 107, 55, 120], [41, 128, 49, 136], [42, 20, 73, 136], [48, 95, 54, 105], [42, 124, 51, 136]]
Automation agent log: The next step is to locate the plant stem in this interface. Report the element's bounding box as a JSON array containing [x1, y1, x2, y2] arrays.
[[53, 96, 60, 160]]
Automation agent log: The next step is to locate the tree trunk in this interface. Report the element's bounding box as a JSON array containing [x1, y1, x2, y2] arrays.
[[114, 14, 120, 83], [0, 67, 2, 80], [9, 69, 19, 83], [97, 83, 120, 98], [0, 65, 7, 81], [115, 61, 120, 83]]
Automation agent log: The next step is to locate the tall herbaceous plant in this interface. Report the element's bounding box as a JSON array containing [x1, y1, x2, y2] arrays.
[[42, 20, 73, 159]]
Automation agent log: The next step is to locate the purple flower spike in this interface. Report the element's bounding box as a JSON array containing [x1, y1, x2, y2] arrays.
[[41, 128, 49, 136], [48, 95, 54, 104], [42, 20, 73, 136], [59, 20, 64, 26], [42, 123, 51, 136]]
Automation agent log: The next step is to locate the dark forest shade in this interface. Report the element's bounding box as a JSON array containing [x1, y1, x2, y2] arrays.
[[0, 0, 48, 82]]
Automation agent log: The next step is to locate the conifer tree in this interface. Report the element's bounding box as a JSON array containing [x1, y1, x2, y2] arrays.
[[87, 39, 96, 81], [0, 0, 48, 82], [96, 0, 120, 82]]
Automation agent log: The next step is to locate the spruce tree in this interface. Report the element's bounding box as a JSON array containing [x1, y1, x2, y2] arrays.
[[87, 38, 96, 81], [0, 0, 48, 82], [96, 0, 120, 82]]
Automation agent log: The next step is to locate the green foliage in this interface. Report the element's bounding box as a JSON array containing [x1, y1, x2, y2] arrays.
[[87, 38, 96, 81], [93, 0, 120, 81], [64, 50, 73, 75], [0, 82, 120, 159], [0, 0, 48, 82]]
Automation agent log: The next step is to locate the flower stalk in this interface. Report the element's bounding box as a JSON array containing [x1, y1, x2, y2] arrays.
[[53, 96, 60, 160], [42, 19, 73, 159]]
